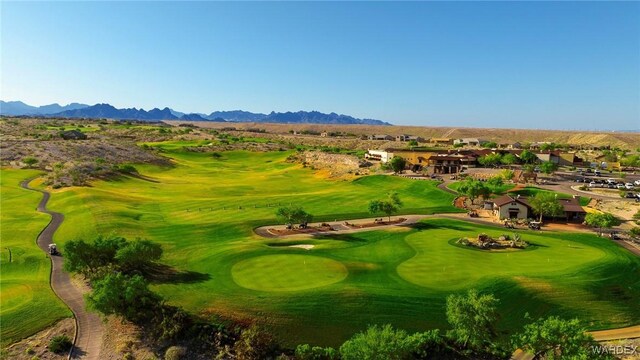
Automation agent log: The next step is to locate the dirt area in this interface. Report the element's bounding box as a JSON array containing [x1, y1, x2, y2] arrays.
[[289, 150, 373, 178], [3, 318, 75, 360], [592, 199, 640, 230], [454, 196, 468, 209], [170, 120, 640, 150], [99, 316, 156, 360]]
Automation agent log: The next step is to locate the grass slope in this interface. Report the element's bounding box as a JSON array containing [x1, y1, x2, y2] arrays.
[[24, 149, 640, 347], [0, 170, 71, 346]]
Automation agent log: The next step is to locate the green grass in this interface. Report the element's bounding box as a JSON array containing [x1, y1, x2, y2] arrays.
[[7, 147, 639, 347], [0, 170, 71, 346]]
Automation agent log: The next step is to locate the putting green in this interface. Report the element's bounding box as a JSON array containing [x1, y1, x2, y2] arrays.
[[397, 230, 607, 289], [232, 254, 348, 291]]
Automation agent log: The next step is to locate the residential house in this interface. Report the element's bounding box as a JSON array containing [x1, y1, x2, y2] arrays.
[[365, 150, 393, 163], [453, 138, 488, 147], [535, 151, 584, 166], [368, 134, 394, 141], [395, 134, 425, 142]]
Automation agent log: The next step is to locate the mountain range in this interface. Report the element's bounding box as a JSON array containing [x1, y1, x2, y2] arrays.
[[0, 101, 391, 125]]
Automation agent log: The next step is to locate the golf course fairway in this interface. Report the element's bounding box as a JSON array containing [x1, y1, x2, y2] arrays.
[[3, 148, 640, 347]]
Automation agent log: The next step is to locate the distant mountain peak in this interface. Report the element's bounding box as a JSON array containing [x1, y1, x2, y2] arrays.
[[1, 100, 392, 125]]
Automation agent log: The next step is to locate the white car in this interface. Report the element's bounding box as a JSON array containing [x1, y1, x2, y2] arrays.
[[617, 183, 626, 189], [606, 178, 617, 184], [634, 179, 640, 186], [589, 181, 598, 188], [626, 183, 635, 190]]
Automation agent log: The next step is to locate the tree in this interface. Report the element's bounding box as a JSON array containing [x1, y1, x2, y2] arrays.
[[339, 324, 423, 360], [528, 192, 564, 222], [63, 240, 101, 278], [486, 176, 504, 190], [22, 156, 38, 168], [276, 206, 313, 225], [584, 212, 619, 236], [519, 150, 537, 164], [369, 192, 403, 222], [478, 153, 502, 168], [446, 289, 499, 350], [86, 273, 160, 321], [457, 179, 489, 204], [115, 239, 163, 273], [500, 169, 515, 181], [621, 155, 639, 167], [513, 316, 604, 360], [408, 140, 419, 147], [389, 156, 407, 173], [540, 143, 557, 152], [539, 161, 558, 174], [481, 141, 498, 149], [500, 153, 517, 167]]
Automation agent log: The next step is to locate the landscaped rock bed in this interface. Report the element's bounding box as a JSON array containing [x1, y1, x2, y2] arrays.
[[266, 223, 334, 236], [457, 233, 530, 250]]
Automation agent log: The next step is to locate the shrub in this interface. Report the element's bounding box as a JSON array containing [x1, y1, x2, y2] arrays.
[[340, 324, 420, 360], [116, 164, 138, 174], [295, 344, 339, 360], [48, 335, 72, 354], [164, 346, 187, 360], [629, 227, 640, 237]]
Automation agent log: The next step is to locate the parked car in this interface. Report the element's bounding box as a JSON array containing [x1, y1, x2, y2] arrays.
[[625, 192, 636, 199], [589, 181, 598, 188], [634, 179, 640, 186], [606, 178, 617, 184], [617, 183, 626, 189], [594, 170, 602, 176], [607, 183, 616, 189], [625, 183, 635, 190]]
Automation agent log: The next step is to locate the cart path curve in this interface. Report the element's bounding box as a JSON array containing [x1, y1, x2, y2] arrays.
[[21, 179, 104, 360]]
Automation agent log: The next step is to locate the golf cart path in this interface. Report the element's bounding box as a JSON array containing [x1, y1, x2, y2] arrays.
[[21, 179, 104, 360]]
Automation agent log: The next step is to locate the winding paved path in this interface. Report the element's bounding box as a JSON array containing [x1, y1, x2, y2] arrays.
[[21, 179, 103, 360]]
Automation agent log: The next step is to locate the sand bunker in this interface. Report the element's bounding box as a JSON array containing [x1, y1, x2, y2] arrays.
[[289, 244, 315, 250]]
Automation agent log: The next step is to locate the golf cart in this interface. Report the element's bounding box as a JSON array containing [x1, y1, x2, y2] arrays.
[[528, 221, 541, 230], [48, 243, 59, 255]]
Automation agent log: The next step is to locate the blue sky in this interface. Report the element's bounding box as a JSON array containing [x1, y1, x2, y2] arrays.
[[2, 1, 638, 130]]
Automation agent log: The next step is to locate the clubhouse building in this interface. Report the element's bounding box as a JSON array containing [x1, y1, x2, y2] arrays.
[[491, 195, 586, 222]]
